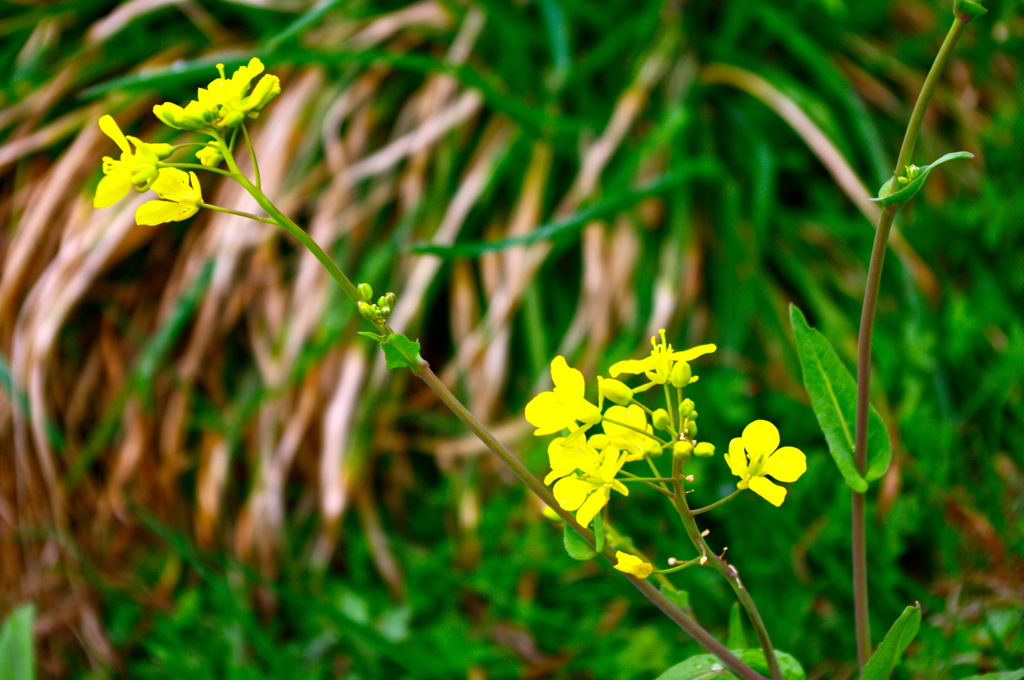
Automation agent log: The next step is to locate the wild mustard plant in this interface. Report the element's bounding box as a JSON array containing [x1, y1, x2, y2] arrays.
[[91, 5, 1010, 676]]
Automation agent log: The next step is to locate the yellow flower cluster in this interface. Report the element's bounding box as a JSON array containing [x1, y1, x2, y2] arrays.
[[93, 58, 280, 225], [525, 332, 716, 527]]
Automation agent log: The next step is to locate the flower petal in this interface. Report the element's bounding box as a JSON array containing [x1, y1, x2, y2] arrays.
[[724, 437, 749, 478], [93, 171, 131, 208], [575, 486, 610, 527], [135, 200, 195, 226], [525, 391, 572, 436], [546, 437, 598, 484], [552, 476, 591, 511], [742, 420, 780, 460], [550, 356, 584, 398], [763, 446, 807, 483], [608, 358, 650, 378], [748, 476, 787, 507], [99, 115, 130, 154], [670, 343, 717, 362]]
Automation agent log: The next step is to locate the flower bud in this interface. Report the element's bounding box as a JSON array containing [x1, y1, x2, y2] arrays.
[[679, 398, 695, 419], [600, 378, 634, 406], [358, 283, 373, 302], [673, 440, 693, 459], [652, 409, 671, 431], [196, 145, 223, 168], [383, 292, 396, 308], [150, 143, 174, 160], [669, 360, 692, 387], [357, 301, 377, 321], [379, 306, 392, 318], [693, 442, 715, 458], [684, 419, 697, 438], [244, 75, 281, 114]]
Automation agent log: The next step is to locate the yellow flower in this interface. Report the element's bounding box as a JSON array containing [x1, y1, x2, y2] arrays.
[[525, 356, 602, 436], [724, 420, 807, 507], [609, 329, 716, 393], [94, 115, 172, 208], [156, 58, 280, 132], [135, 168, 203, 226], [552, 445, 628, 527], [613, 551, 654, 578], [602, 404, 659, 460], [544, 435, 601, 485]]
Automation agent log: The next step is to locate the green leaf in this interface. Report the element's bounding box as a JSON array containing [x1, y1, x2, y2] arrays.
[[960, 673, 1024, 680], [869, 152, 974, 209], [357, 331, 383, 341], [0, 603, 36, 680], [861, 604, 921, 680], [790, 305, 892, 490], [655, 649, 805, 680], [592, 512, 606, 553], [727, 603, 748, 650], [660, 585, 690, 611], [563, 523, 597, 561], [380, 334, 423, 371]]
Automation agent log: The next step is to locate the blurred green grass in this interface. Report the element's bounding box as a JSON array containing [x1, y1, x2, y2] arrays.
[[0, 0, 1021, 678]]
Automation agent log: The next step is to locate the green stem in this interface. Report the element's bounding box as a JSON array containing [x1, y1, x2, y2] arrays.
[[655, 556, 702, 574], [851, 16, 967, 671], [691, 489, 741, 515], [672, 454, 782, 680], [601, 417, 666, 443], [200, 202, 278, 225], [217, 134, 362, 305], [618, 470, 674, 497], [241, 123, 261, 189], [163, 162, 235, 178]]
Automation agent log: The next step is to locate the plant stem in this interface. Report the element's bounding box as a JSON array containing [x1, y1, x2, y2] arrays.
[[201, 203, 278, 225], [218, 135, 362, 305], [671, 454, 782, 680], [850, 16, 967, 670], [691, 489, 741, 515]]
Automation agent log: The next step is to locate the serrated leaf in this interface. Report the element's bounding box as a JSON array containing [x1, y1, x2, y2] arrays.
[[0, 603, 36, 680], [869, 152, 974, 209], [563, 523, 597, 561], [861, 604, 921, 680], [660, 585, 690, 611], [380, 334, 423, 370], [655, 650, 805, 680], [790, 305, 892, 491]]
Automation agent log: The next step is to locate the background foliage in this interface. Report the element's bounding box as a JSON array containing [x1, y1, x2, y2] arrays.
[[0, 0, 1021, 678]]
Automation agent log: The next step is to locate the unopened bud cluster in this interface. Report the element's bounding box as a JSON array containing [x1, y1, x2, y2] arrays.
[[357, 283, 396, 324]]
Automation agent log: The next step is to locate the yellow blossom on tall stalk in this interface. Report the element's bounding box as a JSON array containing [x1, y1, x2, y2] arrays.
[[609, 329, 716, 392], [525, 356, 601, 437], [135, 168, 203, 226], [613, 552, 654, 579], [153, 58, 280, 132], [602, 404, 660, 460], [724, 420, 807, 507], [94, 115, 173, 208], [551, 445, 628, 527]]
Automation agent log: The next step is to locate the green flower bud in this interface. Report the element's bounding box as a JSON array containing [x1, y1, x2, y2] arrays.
[[357, 301, 377, 321], [383, 292, 396, 308], [196, 144, 223, 168], [693, 442, 715, 458], [954, 0, 987, 22], [600, 378, 634, 406], [673, 440, 693, 459], [689, 411, 698, 420], [380, 306, 392, 318], [669, 360, 692, 387], [150, 143, 174, 160], [652, 408, 671, 431], [358, 283, 373, 302], [684, 419, 697, 438], [679, 398, 695, 419]]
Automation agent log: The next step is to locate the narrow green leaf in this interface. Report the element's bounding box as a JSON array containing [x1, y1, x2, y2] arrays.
[[0, 603, 36, 680], [960, 672, 1024, 680], [592, 512, 606, 553], [563, 523, 597, 561], [790, 305, 893, 490], [869, 151, 974, 209], [380, 334, 423, 371], [660, 585, 690, 611], [655, 650, 805, 680], [861, 604, 921, 680], [727, 602, 748, 650]]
